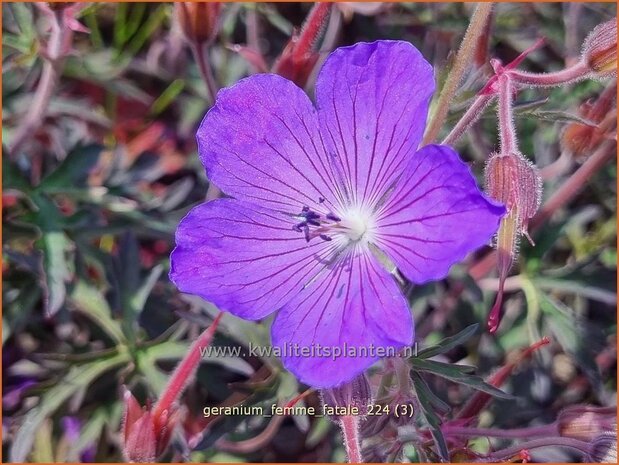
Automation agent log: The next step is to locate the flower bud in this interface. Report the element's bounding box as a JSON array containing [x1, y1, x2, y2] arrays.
[[321, 373, 372, 421], [587, 430, 618, 463], [558, 405, 617, 442], [176, 2, 221, 45], [122, 388, 179, 462], [582, 19, 617, 78]]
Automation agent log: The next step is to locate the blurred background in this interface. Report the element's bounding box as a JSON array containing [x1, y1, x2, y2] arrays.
[[2, 2, 617, 462]]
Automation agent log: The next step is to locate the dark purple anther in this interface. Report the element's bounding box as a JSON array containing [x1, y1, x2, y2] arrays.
[[319, 234, 332, 242], [326, 213, 341, 222]]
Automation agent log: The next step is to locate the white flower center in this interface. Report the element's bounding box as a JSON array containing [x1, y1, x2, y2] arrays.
[[339, 206, 374, 244]]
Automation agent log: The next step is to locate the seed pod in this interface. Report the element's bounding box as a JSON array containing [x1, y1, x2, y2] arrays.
[[582, 19, 617, 79], [176, 2, 221, 45], [558, 405, 617, 442], [484, 152, 542, 332]]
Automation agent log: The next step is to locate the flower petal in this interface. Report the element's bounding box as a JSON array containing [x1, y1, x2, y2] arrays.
[[374, 144, 505, 283], [315, 40, 434, 208], [271, 251, 413, 387], [170, 199, 337, 320], [198, 74, 343, 214]]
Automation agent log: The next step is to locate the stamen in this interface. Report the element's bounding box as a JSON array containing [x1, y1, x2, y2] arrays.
[[326, 213, 341, 222], [319, 234, 332, 242]]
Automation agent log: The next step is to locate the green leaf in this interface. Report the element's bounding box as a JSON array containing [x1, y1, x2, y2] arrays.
[[417, 324, 479, 359], [411, 372, 449, 461], [10, 351, 130, 462], [69, 280, 125, 344], [37, 144, 103, 192], [2, 156, 32, 192], [410, 359, 512, 399]]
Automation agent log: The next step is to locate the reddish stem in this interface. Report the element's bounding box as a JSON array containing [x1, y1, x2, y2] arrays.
[[497, 74, 517, 154], [340, 415, 363, 463], [508, 61, 591, 87], [152, 313, 223, 425]]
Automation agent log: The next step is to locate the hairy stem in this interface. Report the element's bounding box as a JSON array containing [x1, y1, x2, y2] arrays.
[[509, 61, 591, 87], [497, 74, 517, 154], [423, 2, 494, 144], [340, 415, 363, 463], [442, 93, 494, 146]]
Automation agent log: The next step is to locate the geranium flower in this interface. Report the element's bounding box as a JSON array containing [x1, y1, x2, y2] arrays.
[[170, 40, 504, 387]]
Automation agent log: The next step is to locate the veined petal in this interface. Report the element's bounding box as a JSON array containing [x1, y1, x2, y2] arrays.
[[198, 74, 344, 214], [170, 199, 338, 320], [374, 144, 505, 283], [315, 40, 434, 209], [271, 250, 413, 387]]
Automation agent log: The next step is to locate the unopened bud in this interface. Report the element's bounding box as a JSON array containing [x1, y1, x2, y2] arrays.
[[587, 430, 618, 463], [321, 373, 372, 420], [176, 2, 221, 45], [582, 19, 617, 79], [558, 405, 617, 442], [122, 388, 179, 462]]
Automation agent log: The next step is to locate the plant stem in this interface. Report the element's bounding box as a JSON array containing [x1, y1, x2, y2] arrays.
[[423, 2, 494, 145], [191, 42, 219, 105], [152, 313, 223, 425], [480, 437, 590, 462], [497, 74, 517, 154], [531, 138, 616, 229], [442, 93, 494, 146], [509, 61, 591, 87], [9, 10, 70, 156], [443, 423, 557, 439], [340, 415, 363, 463]]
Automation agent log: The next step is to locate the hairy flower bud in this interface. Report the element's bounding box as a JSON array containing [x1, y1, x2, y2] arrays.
[[558, 405, 617, 442], [176, 2, 221, 45], [582, 19, 617, 79], [587, 430, 618, 463], [484, 152, 542, 332]]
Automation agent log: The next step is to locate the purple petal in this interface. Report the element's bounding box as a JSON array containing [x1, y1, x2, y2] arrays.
[[170, 199, 337, 320], [374, 144, 505, 283], [197, 74, 343, 214], [271, 251, 413, 387], [315, 40, 434, 208]]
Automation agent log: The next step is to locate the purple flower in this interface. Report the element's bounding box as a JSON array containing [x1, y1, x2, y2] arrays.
[[170, 41, 505, 387]]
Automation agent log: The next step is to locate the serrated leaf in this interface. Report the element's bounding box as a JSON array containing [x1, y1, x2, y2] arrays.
[[417, 324, 479, 359]]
